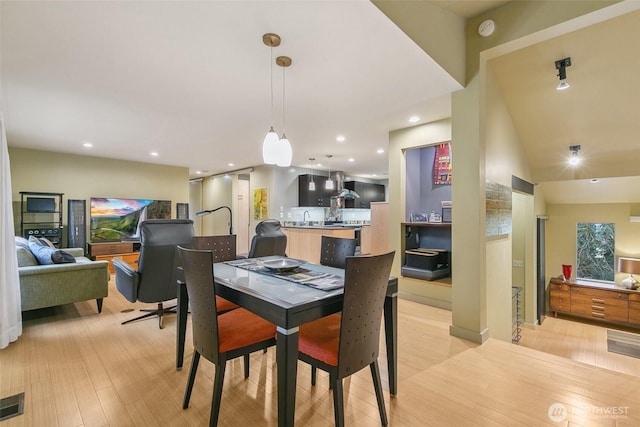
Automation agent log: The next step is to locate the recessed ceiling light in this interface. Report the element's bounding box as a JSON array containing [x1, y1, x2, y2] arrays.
[[82, 142, 93, 148], [150, 151, 159, 157], [372, 174, 377, 177], [590, 178, 599, 183], [377, 149, 384, 154], [336, 135, 346, 142], [408, 116, 420, 123], [348, 158, 355, 162], [228, 163, 234, 167], [196, 170, 202, 174], [317, 163, 322, 167]]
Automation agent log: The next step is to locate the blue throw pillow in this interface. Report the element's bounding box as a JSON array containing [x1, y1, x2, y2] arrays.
[[28, 241, 57, 265], [15, 236, 30, 249]]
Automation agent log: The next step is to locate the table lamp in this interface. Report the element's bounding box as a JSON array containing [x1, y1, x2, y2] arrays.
[[618, 257, 640, 289]]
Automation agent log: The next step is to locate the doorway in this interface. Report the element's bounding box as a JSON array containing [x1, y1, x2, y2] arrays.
[[236, 176, 250, 255]]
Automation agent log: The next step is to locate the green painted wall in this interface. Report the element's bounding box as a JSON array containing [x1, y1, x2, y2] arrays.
[[9, 147, 189, 245]]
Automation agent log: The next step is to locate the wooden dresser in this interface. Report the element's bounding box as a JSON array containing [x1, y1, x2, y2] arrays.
[[549, 277, 640, 328]]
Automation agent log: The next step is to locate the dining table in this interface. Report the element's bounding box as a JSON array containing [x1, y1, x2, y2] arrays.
[[175, 256, 398, 427]]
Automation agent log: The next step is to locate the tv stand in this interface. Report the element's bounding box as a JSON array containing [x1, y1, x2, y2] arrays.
[[88, 241, 140, 273]]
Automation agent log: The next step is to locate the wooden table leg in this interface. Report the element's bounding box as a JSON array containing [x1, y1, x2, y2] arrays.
[[384, 292, 398, 395], [176, 280, 188, 370], [276, 326, 299, 426]]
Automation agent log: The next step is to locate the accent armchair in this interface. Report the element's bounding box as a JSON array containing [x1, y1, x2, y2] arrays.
[[113, 219, 194, 328]]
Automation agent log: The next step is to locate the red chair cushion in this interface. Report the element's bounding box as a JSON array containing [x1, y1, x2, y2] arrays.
[[216, 296, 239, 313], [298, 313, 341, 366], [218, 308, 275, 353]]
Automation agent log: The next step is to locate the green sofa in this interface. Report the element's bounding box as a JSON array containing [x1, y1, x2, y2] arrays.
[[16, 246, 110, 313]]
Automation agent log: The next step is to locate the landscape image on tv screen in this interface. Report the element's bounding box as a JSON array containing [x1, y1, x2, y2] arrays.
[[90, 197, 171, 242]]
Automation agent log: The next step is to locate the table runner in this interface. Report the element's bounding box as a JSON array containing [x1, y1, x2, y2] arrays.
[[225, 258, 344, 291]]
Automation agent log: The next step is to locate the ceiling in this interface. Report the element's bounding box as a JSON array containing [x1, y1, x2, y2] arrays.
[[488, 5, 640, 204], [2, 1, 639, 204], [1, 0, 466, 179]]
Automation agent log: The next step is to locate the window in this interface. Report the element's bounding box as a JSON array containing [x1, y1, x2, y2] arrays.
[[576, 223, 615, 282]]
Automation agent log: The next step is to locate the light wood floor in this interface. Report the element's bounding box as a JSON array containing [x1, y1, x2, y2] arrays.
[[2, 279, 640, 426]]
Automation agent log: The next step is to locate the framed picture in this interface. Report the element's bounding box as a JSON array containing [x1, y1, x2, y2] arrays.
[[253, 188, 268, 220]]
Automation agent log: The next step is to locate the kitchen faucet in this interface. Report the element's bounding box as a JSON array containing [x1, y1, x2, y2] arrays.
[[303, 210, 310, 223]]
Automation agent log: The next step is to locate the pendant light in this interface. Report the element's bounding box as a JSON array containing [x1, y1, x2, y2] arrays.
[[308, 158, 316, 191], [325, 154, 334, 190], [262, 33, 280, 164], [275, 55, 293, 167]]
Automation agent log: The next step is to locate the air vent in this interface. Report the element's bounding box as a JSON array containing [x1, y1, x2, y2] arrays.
[[0, 392, 25, 421]]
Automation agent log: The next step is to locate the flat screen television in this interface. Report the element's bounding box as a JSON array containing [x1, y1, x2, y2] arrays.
[[90, 197, 171, 242], [26, 197, 56, 212]]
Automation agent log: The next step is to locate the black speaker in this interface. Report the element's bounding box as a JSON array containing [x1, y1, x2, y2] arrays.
[[177, 202, 189, 219], [68, 199, 86, 252]]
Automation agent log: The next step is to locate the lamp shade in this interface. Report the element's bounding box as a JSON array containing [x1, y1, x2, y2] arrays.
[[275, 135, 292, 167], [618, 257, 640, 274], [325, 179, 334, 190], [262, 127, 280, 164]]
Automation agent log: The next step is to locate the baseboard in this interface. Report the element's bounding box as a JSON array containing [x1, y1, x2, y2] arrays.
[[398, 292, 451, 311], [449, 324, 490, 344]]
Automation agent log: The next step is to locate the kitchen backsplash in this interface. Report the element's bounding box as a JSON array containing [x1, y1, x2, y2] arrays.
[[285, 207, 371, 225]]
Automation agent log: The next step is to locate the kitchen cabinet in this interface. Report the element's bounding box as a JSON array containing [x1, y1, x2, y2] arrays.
[[344, 181, 385, 208], [370, 202, 388, 255], [359, 225, 371, 255], [298, 174, 332, 207], [549, 278, 640, 328], [282, 226, 355, 263]]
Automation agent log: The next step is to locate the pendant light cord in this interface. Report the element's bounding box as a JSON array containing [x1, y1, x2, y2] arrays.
[[270, 46, 274, 126], [282, 64, 286, 132]]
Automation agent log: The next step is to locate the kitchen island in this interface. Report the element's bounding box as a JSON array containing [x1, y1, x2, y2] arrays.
[[282, 224, 370, 263]]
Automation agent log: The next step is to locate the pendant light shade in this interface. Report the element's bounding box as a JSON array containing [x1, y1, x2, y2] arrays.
[[262, 33, 281, 164], [308, 158, 316, 191], [275, 134, 292, 167], [325, 154, 334, 190], [263, 127, 279, 164]]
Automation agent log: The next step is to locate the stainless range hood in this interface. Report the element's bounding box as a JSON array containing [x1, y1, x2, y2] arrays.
[[330, 171, 360, 199]]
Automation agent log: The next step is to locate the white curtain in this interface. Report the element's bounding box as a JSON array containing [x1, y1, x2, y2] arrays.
[[0, 112, 22, 349]]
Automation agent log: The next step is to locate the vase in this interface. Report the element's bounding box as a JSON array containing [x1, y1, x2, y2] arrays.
[[562, 264, 572, 282]]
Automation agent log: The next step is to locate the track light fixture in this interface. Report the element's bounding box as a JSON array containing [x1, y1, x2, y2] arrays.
[[555, 57, 572, 90], [569, 144, 581, 166]]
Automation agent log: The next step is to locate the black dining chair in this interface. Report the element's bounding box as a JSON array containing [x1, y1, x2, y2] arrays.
[[177, 245, 277, 426], [192, 235, 239, 313], [297, 251, 395, 427], [248, 219, 287, 258], [319, 235, 357, 269]]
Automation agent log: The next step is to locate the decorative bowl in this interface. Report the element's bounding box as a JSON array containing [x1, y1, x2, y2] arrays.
[[259, 258, 302, 272]]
